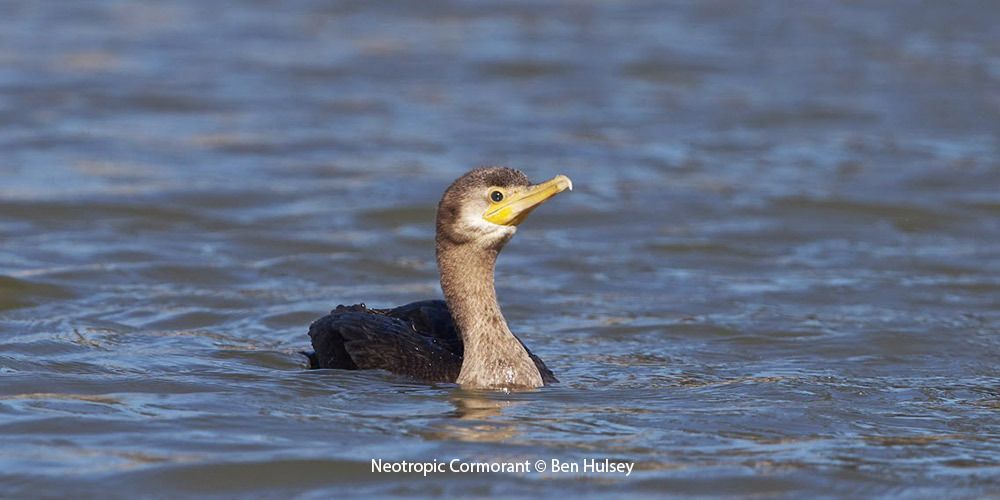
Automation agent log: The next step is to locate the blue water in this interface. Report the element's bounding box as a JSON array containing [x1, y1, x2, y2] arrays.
[[1, 1, 997, 497]]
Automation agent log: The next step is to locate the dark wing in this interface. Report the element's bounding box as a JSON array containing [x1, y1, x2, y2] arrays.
[[376, 300, 461, 349], [378, 300, 557, 384], [307, 302, 463, 383], [527, 349, 558, 384], [307, 300, 557, 385]]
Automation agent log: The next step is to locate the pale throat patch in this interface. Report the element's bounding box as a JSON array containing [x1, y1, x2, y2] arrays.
[[458, 205, 516, 244]]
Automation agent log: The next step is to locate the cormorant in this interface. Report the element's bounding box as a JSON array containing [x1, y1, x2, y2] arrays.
[[306, 167, 572, 390]]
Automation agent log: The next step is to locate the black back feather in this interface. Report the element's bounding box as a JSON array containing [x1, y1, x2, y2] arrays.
[[306, 300, 556, 384]]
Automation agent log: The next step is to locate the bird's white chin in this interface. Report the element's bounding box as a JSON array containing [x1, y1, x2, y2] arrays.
[[456, 207, 516, 247], [479, 224, 517, 250]]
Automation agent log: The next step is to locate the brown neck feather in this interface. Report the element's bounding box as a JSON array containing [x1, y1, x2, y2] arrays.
[[435, 241, 543, 389]]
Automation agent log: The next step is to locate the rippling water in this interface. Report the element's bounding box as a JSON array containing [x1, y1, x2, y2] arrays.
[[1, 1, 998, 497]]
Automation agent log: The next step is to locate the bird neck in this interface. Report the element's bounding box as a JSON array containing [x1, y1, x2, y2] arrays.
[[436, 243, 543, 389]]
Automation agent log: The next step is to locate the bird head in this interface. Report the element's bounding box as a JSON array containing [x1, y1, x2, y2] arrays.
[[436, 167, 573, 251]]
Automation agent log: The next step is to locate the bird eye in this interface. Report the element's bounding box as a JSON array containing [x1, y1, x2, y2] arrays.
[[490, 190, 504, 203]]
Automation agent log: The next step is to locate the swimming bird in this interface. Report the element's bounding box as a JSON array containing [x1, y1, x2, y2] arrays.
[[306, 167, 572, 390]]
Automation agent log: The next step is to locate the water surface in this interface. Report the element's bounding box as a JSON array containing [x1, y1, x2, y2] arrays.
[[1, 1, 998, 497]]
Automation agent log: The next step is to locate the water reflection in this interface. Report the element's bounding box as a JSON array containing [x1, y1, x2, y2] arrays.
[[419, 391, 522, 443]]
